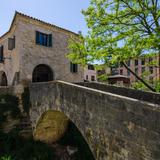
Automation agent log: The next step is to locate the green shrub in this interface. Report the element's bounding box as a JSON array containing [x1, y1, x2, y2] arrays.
[[0, 94, 21, 127], [0, 129, 54, 160], [0, 155, 14, 160]]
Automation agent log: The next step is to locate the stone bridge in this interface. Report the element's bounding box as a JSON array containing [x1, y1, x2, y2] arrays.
[[29, 81, 160, 160]]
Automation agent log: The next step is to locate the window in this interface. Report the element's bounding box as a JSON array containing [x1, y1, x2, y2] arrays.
[[135, 59, 138, 66], [86, 75, 88, 80], [111, 68, 119, 75], [127, 70, 130, 76], [0, 46, 4, 62], [141, 58, 145, 65], [70, 62, 78, 73], [135, 68, 138, 75], [88, 65, 95, 70], [91, 75, 95, 81], [8, 36, 15, 50], [149, 66, 153, 74], [120, 69, 123, 75], [141, 67, 145, 74], [36, 31, 52, 47], [149, 57, 153, 62]]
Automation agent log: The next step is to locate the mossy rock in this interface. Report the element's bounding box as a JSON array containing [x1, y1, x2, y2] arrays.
[[34, 110, 69, 144]]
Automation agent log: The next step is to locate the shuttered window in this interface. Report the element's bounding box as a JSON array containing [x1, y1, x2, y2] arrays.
[[36, 31, 52, 47], [0, 46, 4, 62], [70, 62, 78, 73]]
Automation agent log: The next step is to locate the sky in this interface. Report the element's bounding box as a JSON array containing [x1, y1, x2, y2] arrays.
[[0, 0, 90, 36]]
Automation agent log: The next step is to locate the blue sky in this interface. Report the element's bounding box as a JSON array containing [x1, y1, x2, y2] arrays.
[[0, 0, 90, 36]]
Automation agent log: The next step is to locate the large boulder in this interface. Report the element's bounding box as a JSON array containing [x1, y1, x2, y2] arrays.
[[33, 110, 69, 143]]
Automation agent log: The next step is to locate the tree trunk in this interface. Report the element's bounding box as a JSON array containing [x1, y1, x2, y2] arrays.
[[121, 62, 156, 92]]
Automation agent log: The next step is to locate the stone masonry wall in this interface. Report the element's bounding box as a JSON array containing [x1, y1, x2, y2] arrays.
[[0, 17, 21, 85], [29, 81, 160, 160], [17, 15, 83, 83], [0, 13, 83, 86]]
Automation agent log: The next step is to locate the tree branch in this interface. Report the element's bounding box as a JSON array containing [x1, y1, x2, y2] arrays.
[[122, 62, 156, 92]]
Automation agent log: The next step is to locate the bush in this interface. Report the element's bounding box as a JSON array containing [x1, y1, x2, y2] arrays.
[[0, 129, 54, 160], [0, 155, 14, 160]]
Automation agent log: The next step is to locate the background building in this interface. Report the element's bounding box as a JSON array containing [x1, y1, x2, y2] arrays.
[[117, 55, 160, 83], [84, 64, 97, 82]]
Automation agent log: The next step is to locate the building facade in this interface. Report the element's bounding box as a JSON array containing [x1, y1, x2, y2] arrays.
[[84, 65, 97, 82], [116, 55, 160, 83], [0, 12, 83, 86]]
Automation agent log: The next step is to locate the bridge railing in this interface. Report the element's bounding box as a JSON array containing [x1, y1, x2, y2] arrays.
[[76, 82, 160, 104]]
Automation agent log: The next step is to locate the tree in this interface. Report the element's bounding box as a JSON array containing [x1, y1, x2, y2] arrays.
[[68, 0, 160, 92]]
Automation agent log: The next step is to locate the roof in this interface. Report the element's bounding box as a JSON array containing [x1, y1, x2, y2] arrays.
[[0, 11, 79, 40], [108, 74, 130, 79]]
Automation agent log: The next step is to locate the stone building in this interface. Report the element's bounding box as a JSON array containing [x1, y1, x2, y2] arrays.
[[0, 12, 83, 86]]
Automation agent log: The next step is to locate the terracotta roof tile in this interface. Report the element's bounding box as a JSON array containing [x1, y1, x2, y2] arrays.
[[0, 11, 79, 40]]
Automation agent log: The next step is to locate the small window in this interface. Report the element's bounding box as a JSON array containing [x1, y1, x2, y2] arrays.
[[135, 59, 138, 66], [86, 75, 88, 80], [127, 70, 130, 76], [141, 67, 145, 74], [0, 46, 4, 62], [111, 68, 119, 75], [36, 31, 52, 47], [88, 65, 95, 70], [149, 66, 153, 74], [120, 69, 123, 75], [70, 62, 78, 73], [149, 57, 153, 62], [8, 36, 15, 50], [91, 75, 95, 81], [135, 68, 138, 75], [141, 58, 145, 65]]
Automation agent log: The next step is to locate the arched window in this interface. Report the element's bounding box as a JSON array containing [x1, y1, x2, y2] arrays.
[[0, 71, 7, 86], [32, 64, 53, 82]]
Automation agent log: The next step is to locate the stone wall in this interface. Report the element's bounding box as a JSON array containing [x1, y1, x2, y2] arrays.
[[17, 14, 83, 83], [0, 86, 14, 95], [0, 17, 21, 85], [76, 82, 160, 104], [0, 12, 83, 86], [0, 85, 24, 96], [29, 81, 160, 160]]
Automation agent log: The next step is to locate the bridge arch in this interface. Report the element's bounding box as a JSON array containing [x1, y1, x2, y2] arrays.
[[33, 110, 95, 160], [32, 64, 54, 83], [0, 71, 8, 86]]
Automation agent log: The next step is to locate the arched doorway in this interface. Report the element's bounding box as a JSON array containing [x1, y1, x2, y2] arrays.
[[0, 71, 7, 86], [32, 64, 53, 82]]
